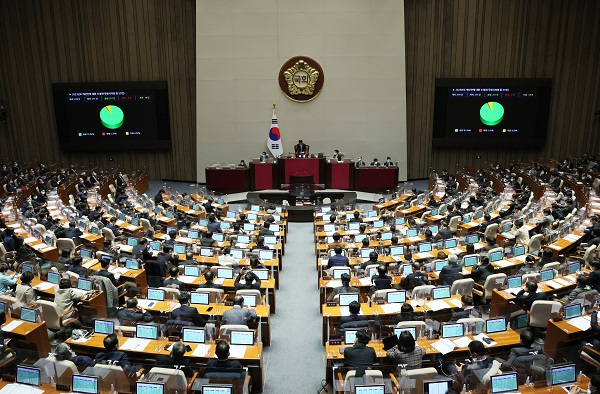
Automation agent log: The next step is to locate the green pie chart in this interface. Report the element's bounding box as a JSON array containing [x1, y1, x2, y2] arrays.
[[99, 105, 124, 129], [480, 101, 504, 126]]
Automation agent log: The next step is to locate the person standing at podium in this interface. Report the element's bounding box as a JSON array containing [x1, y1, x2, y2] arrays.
[[259, 152, 269, 162], [294, 139, 308, 157]]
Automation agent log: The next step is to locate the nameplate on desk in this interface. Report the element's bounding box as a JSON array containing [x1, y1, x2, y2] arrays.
[[329, 339, 341, 345], [168, 336, 179, 342], [326, 302, 336, 307], [57, 384, 71, 391], [122, 332, 134, 338], [137, 295, 146, 299]]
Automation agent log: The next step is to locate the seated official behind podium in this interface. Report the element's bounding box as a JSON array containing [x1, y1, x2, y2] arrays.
[[294, 139, 309, 157], [259, 152, 269, 162], [370, 158, 381, 167], [384, 157, 394, 167]]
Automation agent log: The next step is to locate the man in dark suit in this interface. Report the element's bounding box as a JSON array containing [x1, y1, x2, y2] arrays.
[[96, 258, 118, 287], [401, 263, 429, 291], [471, 256, 495, 285], [294, 139, 308, 157], [327, 246, 349, 269], [349, 211, 363, 223], [516, 281, 549, 311], [171, 292, 205, 326], [450, 295, 481, 321], [259, 152, 269, 162], [384, 157, 394, 167], [234, 268, 261, 290], [116, 172, 127, 187], [258, 221, 274, 236], [438, 254, 462, 286], [132, 238, 153, 261], [343, 329, 377, 368], [94, 334, 142, 377], [338, 301, 368, 329], [63, 222, 83, 240], [206, 340, 243, 372], [207, 215, 222, 233], [327, 273, 359, 302], [370, 158, 381, 167], [156, 342, 193, 377], [157, 245, 179, 271], [117, 298, 154, 324], [502, 330, 548, 368], [198, 270, 222, 289], [163, 267, 185, 291], [371, 264, 392, 290], [355, 156, 366, 168], [436, 222, 453, 240]]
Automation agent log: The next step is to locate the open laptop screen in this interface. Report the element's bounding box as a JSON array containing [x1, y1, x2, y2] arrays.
[[386, 291, 406, 304], [423, 379, 452, 394], [147, 288, 165, 302], [190, 292, 210, 305], [230, 330, 253, 345], [94, 319, 115, 335], [182, 328, 206, 343], [490, 373, 518, 394], [432, 286, 451, 300], [486, 317, 506, 334], [565, 303, 582, 320], [463, 255, 478, 267], [507, 276, 522, 289], [16, 365, 41, 387], [72, 374, 99, 394], [201, 385, 233, 394], [549, 364, 577, 386], [338, 293, 360, 306], [136, 382, 164, 394], [354, 385, 385, 394], [394, 327, 416, 340], [136, 324, 159, 340], [441, 323, 464, 338], [20, 307, 37, 323]]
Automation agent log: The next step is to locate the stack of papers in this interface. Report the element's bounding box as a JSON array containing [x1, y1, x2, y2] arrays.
[[228, 345, 248, 358], [432, 338, 457, 354], [358, 277, 372, 286], [0, 384, 44, 394], [379, 303, 403, 314], [214, 278, 226, 285], [120, 338, 151, 351], [426, 300, 450, 312], [493, 260, 512, 268], [178, 275, 197, 284], [177, 237, 192, 243], [554, 278, 572, 287], [545, 280, 562, 289], [448, 298, 462, 308], [415, 252, 433, 259], [408, 237, 423, 243], [1, 321, 23, 332], [566, 316, 591, 331], [565, 234, 581, 242], [33, 282, 56, 291], [192, 344, 210, 356]]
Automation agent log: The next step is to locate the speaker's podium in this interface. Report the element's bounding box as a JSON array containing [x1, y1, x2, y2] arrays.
[[278, 155, 325, 187], [250, 158, 278, 190]]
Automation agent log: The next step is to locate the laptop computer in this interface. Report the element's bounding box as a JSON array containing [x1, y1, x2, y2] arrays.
[[564, 303, 582, 320], [432, 286, 451, 300], [182, 327, 206, 343], [190, 292, 210, 305], [173, 244, 186, 254], [344, 329, 358, 345], [253, 269, 269, 281], [184, 265, 200, 277], [217, 267, 233, 279], [80, 249, 93, 261], [569, 261, 581, 274], [395, 217, 406, 225], [434, 260, 449, 273], [354, 234, 368, 244], [486, 317, 507, 334], [127, 237, 138, 246], [93, 319, 115, 335], [136, 324, 159, 340], [259, 249, 274, 260], [136, 382, 164, 394], [338, 293, 360, 306], [423, 379, 453, 394], [125, 259, 139, 270], [72, 374, 99, 394], [406, 228, 418, 237], [16, 364, 41, 387], [200, 247, 214, 257], [540, 269, 555, 282], [188, 230, 199, 239], [444, 238, 458, 249], [489, 250, 503, 263], [147, 288, 165, 302], [241, 294, 257, 307], [463, 255, 479, 267], [464, 234, 479, 244], [441, 323, 464, 338], [46, 271, 60, 285], [394, 326, 416, 340], [230, 330, 254, 346], [390, 246, 404, 257], [331, 267, 351, 280], [386, 290, 406, 304], [548, 364, 577, 387], [507, 276, 522, 289], [230, 249, 244, 259], [77, 278, 93, 291], [418, 243, 433, 253], [20, 307, 37, 323], [490, 372, 519, 394]]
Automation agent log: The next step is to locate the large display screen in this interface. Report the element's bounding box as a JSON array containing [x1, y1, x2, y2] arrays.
[[432, 78, 552, 147], [52, 81, 171, 151]]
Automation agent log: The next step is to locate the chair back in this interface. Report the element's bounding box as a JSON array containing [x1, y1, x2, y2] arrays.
[[448, 216, 461, 233], [145, 260, 166, 288], [401, 367, 438, 379], [160, 286, 181, 299], [0, 348, 16, 369], [480, 360, 502, 386], [522, 273, 540, 284], [484, 223, 499, 240], [528, 234, 544, 255], [198, 288, 224, 303], [579, 345, 600, 370], [584, 245, 598, 269], [529, 300, 562, 328], [343, 369, 383, 394], [482, 273, 507, 300], [56, 238, 76, 256], [102, 228, 115, 242], [372, 289, 398, 302], [140, 218, 152, 233], [411, 285, 434, 300], [236, 289, 262, 306], [451, 278, 474, 296], [38, 300, 62, 331], [541, 262, 560, 271], [487, 246, 503, 257], [147, 367, 187, 393], [396, 321, 428, 338], [218, 324, 249, 341]]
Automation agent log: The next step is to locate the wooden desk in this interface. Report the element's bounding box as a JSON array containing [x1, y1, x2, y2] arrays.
[[545, 318, 595, 359], [1, 316, 51, 357], [66, 333, 265, 392], [8, 223, 59, 262]]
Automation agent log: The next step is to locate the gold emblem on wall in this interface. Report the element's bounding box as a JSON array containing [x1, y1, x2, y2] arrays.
[[279, 56, 324, 103]]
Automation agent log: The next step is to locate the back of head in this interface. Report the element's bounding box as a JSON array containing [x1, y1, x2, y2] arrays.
[[179, 292, 190, 305], [369, 251, 378, 261], [204, 270, 215, 282], [412, 262, 421, 272], [355, 329, 370, 345], [126, 298, 138, 309], [257, 236, 264, 245], [21, 271, 34, 284], [525, 254, 535, 264], [377, 264, 386, 276], [103, 334, 119, 351], [340, 273, 350, 284], [526, 280, 538, 293], [72, 256, 83, 266], [486, 237, 495, 245], [332, 232, 341, 242], [465, 244, 475, 254], [468, 340, 486, 356], [59, 278, 72, 289], [206, 230, 213, 239], [55, 342, 71, 361], [244, 271, 254, 282], [448, 254, 458, 264], [233, 295, 244, 306], [461, 295, 473, 306], [171, 341, 186, 360], [353, 211, 360, 218], [62, 249, 71, 258], [168, 230, 176, 239], [398, 330, 416, 353], [169, 266, 179, 278], [348, 300, 360, 315], [520, 329, 535, 347], [0, 264, 7, 274], [334, 245, 343, 255], [361, 238, 369, 247], [263, 221, 270, 229], [480, 256, 490, 266], [100, 258, 110, 269]]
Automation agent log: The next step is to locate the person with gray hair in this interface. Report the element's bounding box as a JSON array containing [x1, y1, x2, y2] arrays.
[[156, 341, 193, 377], [54, 342, 94, 367], [221, 295, 257, 325], [438, 253, 462, 286]]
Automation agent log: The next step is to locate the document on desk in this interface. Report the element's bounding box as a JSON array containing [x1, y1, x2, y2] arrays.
[[228, 345, 247, 359], [338, 306, 363, 316], [178, 237, 192, 243], [408, 237, 424, 243], [24, 237, 38, 243], [564, 234, 581, 242], [554, 278, 571, 287], [178, 275, 197, 284], [431, 338, 457, 355], [1, 320, 23, 332], [415, 252, 433, 260], [192, 344, 210, 357], [545, 280, 562, 289], [0, 383, 44, 394], [474, 333, 497, 347], [567, 316, 591, 331], [453, 336, 472, 348], [111, 267, 130, 276], [325, 280, 342, 288], [448, 298, 463, 308], [425, 300, 450, 312], [358, 277, 372, 286], [120, 338, 151, 351], [379, 303, 403, 314], [34, 282, 56, 291], [494, 260, 512, 268], [214, 278, 225, 285]]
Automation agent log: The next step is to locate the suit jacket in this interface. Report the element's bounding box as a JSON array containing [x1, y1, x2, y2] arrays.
[[401, 272, 428, 290], [471, 264, 495, 285], [207, 222, 222, 233], [117, 308, 154, 323], [96, 269, 118, 287], [206, 358, 243, 371], [438, 263, 462, 286], [198, 281, 222, 289], [94, 350, 135, 376], [132, 244, 153, 261], [516, 290, 549, 311], [171, 304, 205, 326], [163, 277, 185, 291], [338, 314, 369, 328], [16, 283, 36, 305], [343, 343, 377, 368], [327, 254, 349, 269], [327, 284, 360, 301], [372, 274, 392, 290], [503, 344, 547, 367], [258, 229, 274, 236], [155, 354, 193, 377]]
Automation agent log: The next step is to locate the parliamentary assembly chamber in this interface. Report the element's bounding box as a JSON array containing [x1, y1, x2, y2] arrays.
[[0, 1, 599, 394]]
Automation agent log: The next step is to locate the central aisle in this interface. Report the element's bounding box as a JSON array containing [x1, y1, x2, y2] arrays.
[[263, 222, 325, 393]]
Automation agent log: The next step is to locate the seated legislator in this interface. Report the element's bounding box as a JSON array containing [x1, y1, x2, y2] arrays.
[[259, 152, 269, 163], [67, 256, 88, 278], [371, 264, 392, 290], [471, 256, 495, 285], [198, 270, 222, 289], [117, 298, 154, 324], [501, 329, 548, 369], [163, 267, 185, 291], [515, 255, 539, 276], [16, 271, 36, 305], [438, 254, 462, 286], [327, 246, 349, 269], [96, 258, 118, 287], [54, 342, 94, 368], [206, 340, 243, 372], [400, 263, 429, 291], [221, 295, 257, 325], [337, 300, 368, 330], [132, 238, 153, 262], [327, 273, 359, 302], [343, 329, 377, 369], [156, 341, 193, 377], [327, 232, 347, 250], [171, 292, 205, 327], [516, 280, 549, 311], [384, 157, 394, 167], [258, 221, 274, 236], [294, 139, 309, 157], [95, 334, 143, 378], [450, 295, 481, 321], [386, 330, 426, 372], [234, 268, 261, 290], [217, 247, 239, 268], [449, 340, 495, 386]]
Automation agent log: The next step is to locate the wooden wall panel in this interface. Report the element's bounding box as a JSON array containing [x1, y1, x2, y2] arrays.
[[0, 0, 196, 181], [405, 0, 600, 179]]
